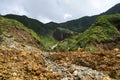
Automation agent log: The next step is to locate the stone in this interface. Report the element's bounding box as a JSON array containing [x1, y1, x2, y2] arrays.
[[116, 54, 120, 58], [73, 70, 78, 76], [103, 76, 111, 80], [81, 76, 93, 80], [40, 77, 47, 80], [9, 77, 22, 80], [12, 72, 17, 76], [20, 51, 27, 56], [113, 48, 119, 52], [89, 74, 94, 79], [63, 62, 68, 67], [61, 77, 69, 80], [78, 48, 84, 52], [27, 66, 32, 71]]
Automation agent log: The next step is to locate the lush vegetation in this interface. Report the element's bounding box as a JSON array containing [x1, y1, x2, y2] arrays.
[[0, 17, 57, 50], [0, 17, 40, 41], [55, 14, 120, 51], [2, 3, 120, 51], [3, 15, 57, 51]]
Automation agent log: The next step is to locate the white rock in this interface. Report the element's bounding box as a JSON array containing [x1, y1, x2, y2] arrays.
[[61, 77, 69, 80], [73, 70, 78, 76]]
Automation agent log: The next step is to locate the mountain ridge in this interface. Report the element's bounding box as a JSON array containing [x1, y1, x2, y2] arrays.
[[55, 14, 120, 51], [0, 3, 120, 80], [2, 3, 120, 51], [4, 3, 120, 34]]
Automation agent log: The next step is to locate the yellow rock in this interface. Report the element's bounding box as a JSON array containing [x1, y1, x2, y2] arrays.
[[9, 77, 22, 80], [20, 51, 27, 56], [103, 76, 111, 80], [113, 48, 119, 52], [1, 46, 7, 50], [89, 74, 94, 79], [63, 62, 68, 67], [40, 77, 47, 80], [78, 48, 84, 52], [116, 54, 120, 58]]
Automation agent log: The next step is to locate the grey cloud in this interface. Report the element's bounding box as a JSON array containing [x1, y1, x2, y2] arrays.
[[0, 0, 120, 23]]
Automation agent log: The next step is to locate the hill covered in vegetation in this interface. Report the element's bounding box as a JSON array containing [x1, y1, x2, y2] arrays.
[[1, 15, 117, 80], [0, 16, 43, 48], [55, 14, 120, 51], [0, 3, 120, 80], [2, 3, 120, 51], [46, 3, 120, 33]]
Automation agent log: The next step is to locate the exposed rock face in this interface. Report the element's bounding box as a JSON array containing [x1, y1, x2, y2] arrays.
[[53, 28, 74, 41]]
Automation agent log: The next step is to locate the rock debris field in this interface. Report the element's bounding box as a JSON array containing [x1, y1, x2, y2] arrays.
[[0, 45, 120, 80]]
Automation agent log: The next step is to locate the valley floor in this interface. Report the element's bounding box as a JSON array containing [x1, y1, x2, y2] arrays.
[[0, 45, 120, 80]]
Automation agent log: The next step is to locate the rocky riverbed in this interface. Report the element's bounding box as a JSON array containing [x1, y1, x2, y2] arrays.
[[0, 45, 119, 80]]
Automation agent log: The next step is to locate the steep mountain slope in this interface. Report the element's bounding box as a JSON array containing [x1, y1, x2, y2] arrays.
[[0, 16, 62, 80], [46, 3, 120, 33], [103, 3, 120, 14], [3, 15, 57, 50], [4, 3, 120, 35], [2, 3, 120, 51], [59, 16, 97, 32], [0, 16, 115, 80], [1, 4, 120, 80], [0, 16, 43, 48], [3, 14, 45, 34], [55, 14, 120, 51]]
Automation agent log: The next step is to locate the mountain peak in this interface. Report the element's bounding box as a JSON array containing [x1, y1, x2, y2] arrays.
[[103, 3, 120, 14]]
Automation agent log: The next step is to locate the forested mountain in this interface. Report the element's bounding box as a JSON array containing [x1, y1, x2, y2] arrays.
[[55, 14, 120, 51], [4, 3, 120, 35], [0, 3, 120, 80], [3, 3, 120, 51]]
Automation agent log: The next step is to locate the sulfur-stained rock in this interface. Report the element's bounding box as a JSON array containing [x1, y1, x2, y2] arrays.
[[40, 77, 47, 80], [20, 51, 27, 56], [116, 54, 120, 58], [81, 76, 93, 80], [9, 77, 22, 80], [103, 76, 111, 80], [78, 48, 84, 52], [113, 48, 119, 52]]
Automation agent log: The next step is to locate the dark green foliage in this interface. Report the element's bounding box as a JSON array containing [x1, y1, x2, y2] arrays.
[[3, 3, 120, 35], [2, 3, 120, 51], [55, 14, 120, 51], [59, 16, 97, 33], [3, 14, 46, 34], [3, 14, 57, 51], [78, 14, 120, 48], [0, 16, 43, 48], [59, 3, 120, 33]]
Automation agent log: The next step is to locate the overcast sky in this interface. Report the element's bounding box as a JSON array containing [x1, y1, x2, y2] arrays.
[[0, 0, 120, 23]]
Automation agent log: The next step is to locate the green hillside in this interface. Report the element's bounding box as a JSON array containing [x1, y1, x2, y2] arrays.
[[2, 3, 120, 51], [0, 16, 57, 50], [4, 3, 120, 37], [62, 3, 120, 32], [3, 14, 45, 34], [55, 14, 120, 51], [3, 15, 57, 50], [0, 16, 42, 46]]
